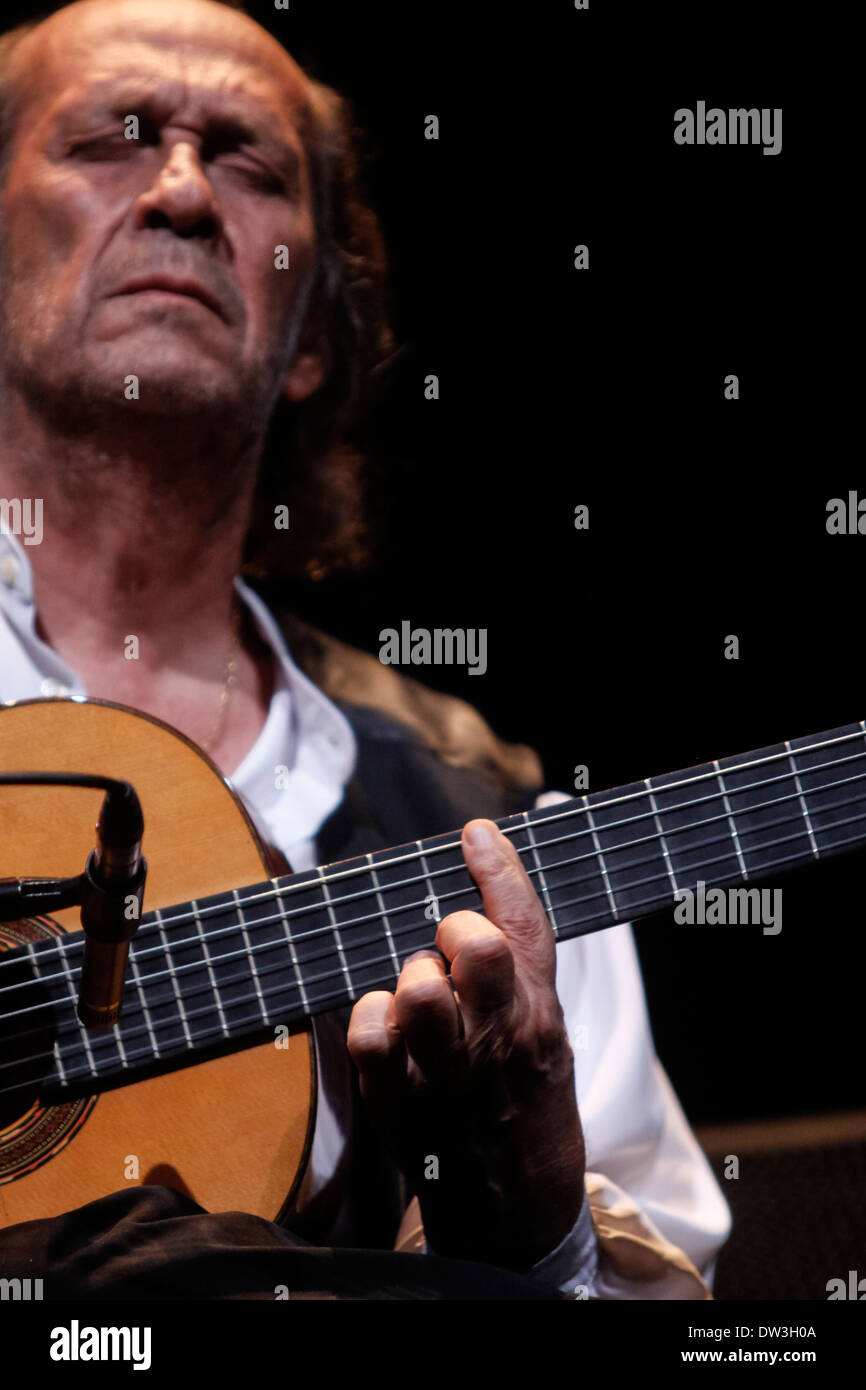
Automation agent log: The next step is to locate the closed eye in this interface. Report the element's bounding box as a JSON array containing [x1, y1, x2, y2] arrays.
[[200, 127, 288, 196], [210, 155, 286, 195], [69, 119, 160, 159], [66, 124, 291, 195], [70, 134, 138, 159]]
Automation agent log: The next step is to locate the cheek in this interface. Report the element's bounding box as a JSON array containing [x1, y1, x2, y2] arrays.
[[237, 225, 318, 342], [3, 165, 99, 286]]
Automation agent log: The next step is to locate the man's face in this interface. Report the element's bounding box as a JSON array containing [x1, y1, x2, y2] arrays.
[[0, 0, 326, 426]]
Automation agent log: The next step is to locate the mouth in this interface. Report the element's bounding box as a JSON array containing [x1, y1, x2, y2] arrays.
[[110, 276, 227, 321]]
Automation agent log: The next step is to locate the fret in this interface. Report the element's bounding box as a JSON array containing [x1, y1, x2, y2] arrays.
[[51, 1034, 68, 1088], [581, 782, 673, 921], [37, 937, 69, 1089], [712, 760, 749, 880], [648, 761, 742, 892], [153, 896, 236, 1051], [191, 898, 230, 1039], [582, 796, 620, 920], [227, 877, 313, 1034], [128, 923, 200, 1054], [785, 723, 866, 859], [367, 853, 401, 981], [52, 1045, 69, 1088], [127, 945, 161, 1059], [310, 853, 393, 996], [272, 878, 311, 1015], [154, 906, 193, 1049], [189, 888, 279, 1037], [46, 935, 131, 1081], [232, 888, 270, 1026], [783, 741, 819, 860], [100, 1005, 130, 1072], [416, 841, 441, 925], [317, 865, 356, 1002], [719, 738, 816, 874], [418, 829, 481, 931], [644, 778, 680, 896], [367, 833, 474, 968], [516, 800, 609, 935], [523, 811, 556, 932], [54, 937, 98, 1081], [269, 869, 345, 1014]]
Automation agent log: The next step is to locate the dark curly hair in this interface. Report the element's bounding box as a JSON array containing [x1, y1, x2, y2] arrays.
[[0, 1, 394, 580]]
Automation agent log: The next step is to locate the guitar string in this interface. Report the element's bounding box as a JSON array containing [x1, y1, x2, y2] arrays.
[[1, 726, 863, 981], [1, 811, 865, 1096], [2, 816, 865, 1099], [3, 819, 866, 1100], [99, 727, 866, 934], [0, 728, 864, 1078], [0, 777, 841, 1013], [1, 726, 861, 980], [130, 747, 866, 941], [1, 744, 865, 1004], [0, 800, 820, 1055], [1, 736, 864, 998]]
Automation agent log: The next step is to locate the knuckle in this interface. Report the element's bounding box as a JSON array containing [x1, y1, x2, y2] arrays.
[[347, 1024, 391, 1062], [348, 989, 390, 1020], [529, 1003, 573, 1072], [347, 994, 393, 1053], [436, 908, 485, 939], [397, 976, 449, 1017], [507, 876, 546, 920], [460, 930, 511, 973], [533, 991, 566, 1038]]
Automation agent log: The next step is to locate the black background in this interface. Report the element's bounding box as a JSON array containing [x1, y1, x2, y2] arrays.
[[269, 1, 859, 1128], [6, 0, 858, 1127]]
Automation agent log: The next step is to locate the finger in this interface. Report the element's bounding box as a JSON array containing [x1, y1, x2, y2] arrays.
[[460, 819, 556, 982], [347, 990, 408, 1106], [435, 911, 515, 1027], [394, 949, 463, 1077]]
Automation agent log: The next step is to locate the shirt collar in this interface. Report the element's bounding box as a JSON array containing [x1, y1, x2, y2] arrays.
[[232, 574, 356, 790], [0, 526, 35, 604], [0, 526, 356, 789]]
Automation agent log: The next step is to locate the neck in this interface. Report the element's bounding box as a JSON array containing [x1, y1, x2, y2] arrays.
[[0, 388, 263, 665]]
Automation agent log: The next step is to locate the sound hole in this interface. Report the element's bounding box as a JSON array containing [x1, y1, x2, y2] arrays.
[[0, 918, 95, 1183]]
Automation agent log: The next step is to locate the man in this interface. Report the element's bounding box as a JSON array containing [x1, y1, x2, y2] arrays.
[[0, 0, 730, 1297]]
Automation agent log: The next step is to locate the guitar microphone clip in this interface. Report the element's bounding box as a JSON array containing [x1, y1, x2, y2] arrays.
[[0, 772, 147, 1030], [77, 781, 147, 1030]]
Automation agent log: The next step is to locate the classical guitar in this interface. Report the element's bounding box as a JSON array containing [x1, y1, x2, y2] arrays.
[[0, 698, 864, 1228]]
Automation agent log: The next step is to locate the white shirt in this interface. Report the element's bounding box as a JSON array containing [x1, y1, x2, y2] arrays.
[[0, 529, 731, 1295]]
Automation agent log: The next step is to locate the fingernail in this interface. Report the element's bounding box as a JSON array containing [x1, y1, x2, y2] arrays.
[[464, 819, 500, 850]]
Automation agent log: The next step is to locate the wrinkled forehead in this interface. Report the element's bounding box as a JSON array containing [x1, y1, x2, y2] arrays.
[[10, 0, 313, 143]]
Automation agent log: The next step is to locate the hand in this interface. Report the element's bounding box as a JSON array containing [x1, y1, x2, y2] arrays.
[[347, 818, 585, 1270]]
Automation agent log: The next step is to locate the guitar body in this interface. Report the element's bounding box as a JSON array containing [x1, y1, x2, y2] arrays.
[[0, 698, 315, 1230]]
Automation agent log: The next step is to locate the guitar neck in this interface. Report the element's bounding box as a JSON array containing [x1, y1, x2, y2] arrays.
[[13, 719, 866, 1098]]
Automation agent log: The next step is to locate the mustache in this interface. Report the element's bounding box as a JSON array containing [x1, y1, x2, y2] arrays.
[[101, 246, 243, 325]]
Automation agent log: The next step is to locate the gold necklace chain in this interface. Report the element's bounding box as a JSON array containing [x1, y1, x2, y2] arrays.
[[199, 599, 242, 754]]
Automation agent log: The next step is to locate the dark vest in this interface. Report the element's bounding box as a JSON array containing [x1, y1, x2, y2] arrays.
[[257, 597, 545, 1248]]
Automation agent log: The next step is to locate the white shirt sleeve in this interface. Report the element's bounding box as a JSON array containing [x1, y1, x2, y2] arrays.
[[533, 791, 732, 1297], [425, 818, 732, 1298]]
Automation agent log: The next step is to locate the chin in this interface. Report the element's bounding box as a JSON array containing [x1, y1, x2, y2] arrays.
[[126, 374, 236, 414], [82, 348, 248, 415]]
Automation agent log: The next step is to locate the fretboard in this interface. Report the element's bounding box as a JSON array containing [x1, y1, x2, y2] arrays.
[[5, 719, 866, 1101]]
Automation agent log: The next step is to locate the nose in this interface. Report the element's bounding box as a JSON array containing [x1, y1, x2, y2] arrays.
[[134, 142, 222, 240]]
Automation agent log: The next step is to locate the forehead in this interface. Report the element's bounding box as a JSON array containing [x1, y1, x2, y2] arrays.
[[13, 0, 312, 138]]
